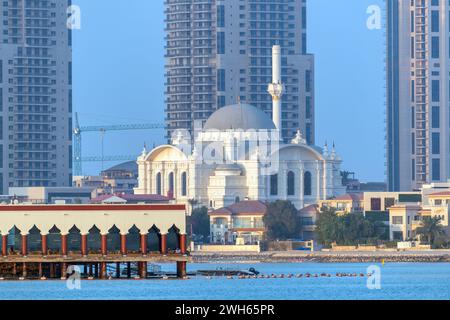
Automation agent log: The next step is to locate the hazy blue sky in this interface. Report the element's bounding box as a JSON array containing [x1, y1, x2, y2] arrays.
[[72, 0, 385, 182]]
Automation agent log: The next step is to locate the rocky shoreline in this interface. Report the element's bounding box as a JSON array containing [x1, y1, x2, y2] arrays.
[[191, 251, 450, 263]]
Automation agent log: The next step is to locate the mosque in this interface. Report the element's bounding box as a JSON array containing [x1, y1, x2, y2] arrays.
[[134, 46, 345, 210]]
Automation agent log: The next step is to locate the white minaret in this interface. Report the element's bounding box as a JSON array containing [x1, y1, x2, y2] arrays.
[[268, 45, 285, 130]]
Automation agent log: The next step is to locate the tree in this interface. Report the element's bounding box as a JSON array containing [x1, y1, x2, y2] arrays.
[[188, 198, 199, 213], [315, 208, 340, 246], [187, 206, 210, 240], [415, 217, 446, 246], [263, 200, 302, 241]]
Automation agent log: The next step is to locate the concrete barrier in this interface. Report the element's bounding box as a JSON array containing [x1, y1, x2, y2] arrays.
[[196, 245, 261, 253]]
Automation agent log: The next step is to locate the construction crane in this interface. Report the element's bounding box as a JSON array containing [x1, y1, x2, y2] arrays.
[[73, 112, 164, 176]]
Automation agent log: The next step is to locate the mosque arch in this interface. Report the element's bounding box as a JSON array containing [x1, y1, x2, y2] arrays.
[[181, 172, 187, 196], [156, 172, 162, 195], [270, 174, 278, 196], [287, 171, 295, 196]]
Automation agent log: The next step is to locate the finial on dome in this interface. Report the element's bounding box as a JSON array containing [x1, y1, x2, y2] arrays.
[[141, 142, 147, 156], [291, 130, 306, 145]]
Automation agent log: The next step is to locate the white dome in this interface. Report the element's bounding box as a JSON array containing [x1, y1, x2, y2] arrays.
[[204, 104, 276, 131]]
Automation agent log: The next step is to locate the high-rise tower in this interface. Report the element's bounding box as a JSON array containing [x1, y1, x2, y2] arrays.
[[0, 0, 73, 192], [165, 0, 314, 143], [387, 0, 450, 191]]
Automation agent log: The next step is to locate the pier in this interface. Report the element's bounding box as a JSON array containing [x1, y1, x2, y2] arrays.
[[0, 204, 190, 280]]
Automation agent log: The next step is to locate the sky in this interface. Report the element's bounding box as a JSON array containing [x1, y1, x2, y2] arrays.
[[72, 0, 385, 182]]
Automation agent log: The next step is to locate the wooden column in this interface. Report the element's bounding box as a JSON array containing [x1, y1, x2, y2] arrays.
[[160, 234, 167, 255], [176, 261, 187, 278], [120, 234, 127, 256], [81, 234, 88, 256], [179, 234, 187, 254], [41, 234, 48, 256], [140, 234, 148, 256], [101, 234, 107, 256], [2, 235, 7, 257], [21, 234, 28, 257], [22, 263, 27, 279], [61, 234, 68, 256], [12, 263, 16, 277], [38, 263, 43, 278]]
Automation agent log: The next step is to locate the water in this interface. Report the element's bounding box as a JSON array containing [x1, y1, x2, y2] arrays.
[[0, 263, 449, 300]]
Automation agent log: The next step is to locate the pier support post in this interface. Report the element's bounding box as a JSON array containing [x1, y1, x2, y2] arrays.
[[176, 261, 187, 279], [100, 262, 107, 279], [140, 234, 148, 256], [61, 263, 67, 280], [179, 234, 187, 255], [2, 235, 7, 257], [94, 263, 99, 278], [50, 263, 55, 278], [12, 263, 16, 277], [140, 262, 147, 279], [61, 234, 68, 257], [21, 234, 28, 257], [22, 263, 27, 279], [38, 263, 43, 278], [116, 262, 121, 278], [120, 234, 127, 256], [81, 234, 88, 257], [41, 234, 48, 256], [101, 234, 107, 256], [88, 264, 93, 277], [126, 262, 131, 278], [160, 234, 167, 255]]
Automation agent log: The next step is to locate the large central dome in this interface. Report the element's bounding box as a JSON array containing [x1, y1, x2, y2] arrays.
[[204, 104, 276, 131]]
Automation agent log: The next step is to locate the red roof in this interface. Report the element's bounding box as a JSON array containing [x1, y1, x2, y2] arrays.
[[209, 201, 267, 216], [91, 194, 171, 203], [429, 191, 450, 197], [299, 204, 319, 214]]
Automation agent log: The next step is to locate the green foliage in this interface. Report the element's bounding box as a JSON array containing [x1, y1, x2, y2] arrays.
[[315, 208, 389, 246], [263, 200, 302, 241], [187, 206, 210, 239], [415, 217, 446, 247]]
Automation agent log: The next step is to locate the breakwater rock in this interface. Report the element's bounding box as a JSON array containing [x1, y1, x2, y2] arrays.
[[191, 251, 450, 263]]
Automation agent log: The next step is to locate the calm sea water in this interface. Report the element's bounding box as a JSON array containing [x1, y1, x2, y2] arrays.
[[0, 263, 449, 300]]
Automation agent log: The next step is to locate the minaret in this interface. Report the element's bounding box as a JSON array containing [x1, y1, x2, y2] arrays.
[[268, 45, 285, 130]]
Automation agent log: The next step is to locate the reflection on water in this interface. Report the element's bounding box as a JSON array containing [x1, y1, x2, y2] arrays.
[[0, 263, 449, 300]]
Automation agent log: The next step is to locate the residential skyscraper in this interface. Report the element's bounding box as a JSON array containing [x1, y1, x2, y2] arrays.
[[0, 0, 73, 193], [387, 0, 450, 191], [165, 0, 314, 143]]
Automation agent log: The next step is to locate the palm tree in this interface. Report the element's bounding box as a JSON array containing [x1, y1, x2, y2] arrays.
[[415, 217, 446, 246], [188, 198, 199, 214]]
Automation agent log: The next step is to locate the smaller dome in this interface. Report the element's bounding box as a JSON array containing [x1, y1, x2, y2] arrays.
[[204, 104, 276, 131]]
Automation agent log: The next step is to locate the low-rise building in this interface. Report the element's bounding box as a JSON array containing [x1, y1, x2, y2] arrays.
[[90, 193, 172, 204], [318, 194, 363, 215], [298, 204, 320, 240], [8, 187, 96, 204], [209, 201, 266, 245]]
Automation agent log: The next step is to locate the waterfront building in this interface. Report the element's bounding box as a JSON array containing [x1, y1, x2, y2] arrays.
[[387, 0, 450, 191], [165, 0, 314, 143], [209, 200, 266, 245], [0, 203, 188, 279], [0, 1, 73, 193], [318, 194, 364, 215]]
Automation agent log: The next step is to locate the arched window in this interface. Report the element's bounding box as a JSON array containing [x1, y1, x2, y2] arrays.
[[304, 171, 312, 196], [156, 172, 162, 195], [235, 196, 240, 203], [287, 171, 295, 196], [168, 172, 174, 193], [181, 172, 187, 196], [270, 174, 278, 196]]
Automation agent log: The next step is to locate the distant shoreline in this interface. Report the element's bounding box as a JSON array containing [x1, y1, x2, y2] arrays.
[[191, 250, 450, 263]]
